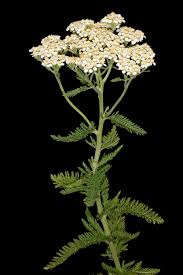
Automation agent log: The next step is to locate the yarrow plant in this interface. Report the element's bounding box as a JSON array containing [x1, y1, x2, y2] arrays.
[[30, 12, 163, 275]]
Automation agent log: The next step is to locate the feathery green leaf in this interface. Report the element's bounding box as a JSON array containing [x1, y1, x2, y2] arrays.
[[85, 135, 97, 149], [65, 85, 91, 98], [44, 232, 102, 270], [68, 64, 90, 85], [82, 208, 104, 236], [102, 125, 120, 150], [98, 145, 123, 167], [51, 171, 83, 195], [120, 198, 164, 224], [78, 159, 93, 175], [101, 177, 110, 206], [133, 268, 160, 274], [110, 77, 125, 83], [101, 262, 122, 274], [120, 231, 140, 244], [109, 112, 147, 135], [51, 122, 95, 143], [122, 260, 136, 269], [76, 66, 91, 85], [83, 165, 111, 207], [130, 261, 160, 274]]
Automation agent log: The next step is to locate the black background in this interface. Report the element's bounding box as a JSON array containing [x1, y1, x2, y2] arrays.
[[9, 0, 177, 274]]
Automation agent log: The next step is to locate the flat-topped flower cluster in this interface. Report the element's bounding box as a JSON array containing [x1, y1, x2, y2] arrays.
[[30, 12, 155, 76]]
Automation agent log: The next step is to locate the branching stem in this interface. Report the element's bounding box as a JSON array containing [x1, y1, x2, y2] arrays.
[[54, 63, 133, 272], [92, 68, 123, 272], [54, 71, 92, 127], [107, 76, 133, 116]]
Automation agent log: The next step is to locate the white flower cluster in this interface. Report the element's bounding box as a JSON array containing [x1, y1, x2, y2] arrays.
[[117, 26, 145, 45], [29, 35, 67, 67], [116, 43, 155, 75], [66, 19, 94, 36], [30, 12, 155, 76], [100, 11, 125, 29]]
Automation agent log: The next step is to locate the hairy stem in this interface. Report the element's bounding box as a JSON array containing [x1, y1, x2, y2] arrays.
[[92, 72, 122, 272], [54, 72, 92, 127]]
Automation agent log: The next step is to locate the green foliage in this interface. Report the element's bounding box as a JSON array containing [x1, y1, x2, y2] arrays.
[[44, 232, 103, 270], [123, 261, 160, 275], [120, 198, 164, 224], [110, 77, 125, 83], [68, 64, 91, 86], [101, 177, 110, 206], [82, 164, 111, 207], [103, 194, 140, 258], [77, 158, 93, 174], [76, 66, 91, 85], [65, 85, 91, 98], [109, 112, 147, 135], [102, 262, 121, 274], [132, 267, 160, 274], [82, 208, 105, 237], [85, 135, 97, 149], [51, 122, 95, 142], [98, 145, 123, 167], [101, 261, 160, 275], [51, 171, 84, 195], [102, 125, 120, 150]]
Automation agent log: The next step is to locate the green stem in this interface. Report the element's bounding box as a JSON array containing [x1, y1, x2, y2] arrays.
[[107, 68, 149, 116], [96, 196, 122, 271], [103, 61, 114, 84], [92, 72, 122, 272], [92, 89, 104, 173], [54, 72, 92, 127], [107, 77, 133, 116]]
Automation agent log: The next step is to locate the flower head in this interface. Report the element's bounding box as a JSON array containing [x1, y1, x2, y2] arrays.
[[100, 12, 125, 29], [66, 19, 94, 36], [117, 26, 145, 45], [30, 12, 155, 76]]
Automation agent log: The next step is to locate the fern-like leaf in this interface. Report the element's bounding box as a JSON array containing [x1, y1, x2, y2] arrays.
[[65, 85, 91, 98], [122, 260, 136, 269], [120, 198, 164, 224], [120, 261, 160, 275], [82, 208, 104, 236], [68, 64, 90, 85], [109, 112, 147, 135], [101, 177, 110, 206], [76, 66, 91, 85], [120, 231, 140, 244], [133, 268, 160, 274], [83, 165, 111, 207], [78, 159, 93, 175], [51, 122, 95, 143], [132, 268, 160, 274], [51, 171, 83, 194], [98, 145, 123, 167], [85, 135, 97, 149], [110, 77, 124, 82], [130, 262, 160, 274], [102, 125, 120, 150], [44, 232, 102, 270], [101, 262, 122, 274]]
